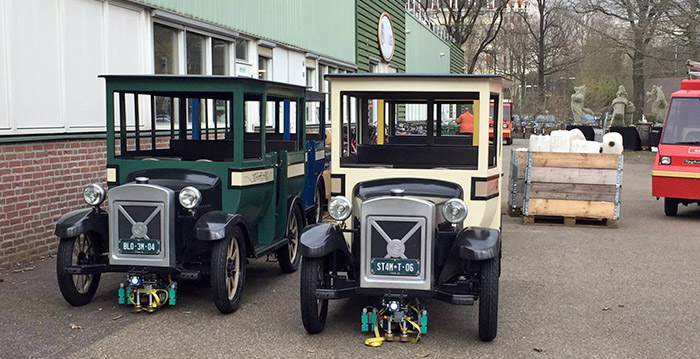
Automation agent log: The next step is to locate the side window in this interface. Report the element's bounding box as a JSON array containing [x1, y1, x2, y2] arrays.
[[243, 94, 262, 160], [212, 38, 229, 76], [113, 91, 233, 161]]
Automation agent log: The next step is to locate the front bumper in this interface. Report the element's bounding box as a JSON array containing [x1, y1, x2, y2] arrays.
[[62, 263, 202, 280], [314, 280, 476, 305], [652, 171, 700, 200]]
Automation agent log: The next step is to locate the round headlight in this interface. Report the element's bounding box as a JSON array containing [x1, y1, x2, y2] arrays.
[[328, 196, 352, 221], [178, 186, 202, 209], [442, 198, 468, 224], [502, 123, 508, 128], [83, 184, 106, 206], [660, 156, 671, 165]]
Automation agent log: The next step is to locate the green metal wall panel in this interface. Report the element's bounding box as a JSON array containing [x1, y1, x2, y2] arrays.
[[356, 0, 405, 73], [405, 14, 450, 74], [132, 0, 355, 64], [449, 42, 465, 74]]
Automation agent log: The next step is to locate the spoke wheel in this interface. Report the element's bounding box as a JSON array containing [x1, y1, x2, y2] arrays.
[[278, 205, 303, 273], [211, 229, 247, 313], [57, 234, 101, 306], [313, 183, 324, 224], [300, 257, 329, 334]]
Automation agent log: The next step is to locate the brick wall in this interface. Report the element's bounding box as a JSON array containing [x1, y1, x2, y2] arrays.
[[0, 139, 107, 270]]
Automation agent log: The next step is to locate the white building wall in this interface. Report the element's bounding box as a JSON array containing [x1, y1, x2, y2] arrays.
[[63, 0, 105, 129], [0, 0, 355, 137], [0, 0, 9, 130], [0, 0, 149, 136], [8, 0, 64, 131]]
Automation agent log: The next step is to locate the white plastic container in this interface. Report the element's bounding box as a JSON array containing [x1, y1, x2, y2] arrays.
[[550, 130, 571, 153], [529, 135, 551, 152], [602, 132, 624, 154], [571, 140, 602, 154], [568, 129, 586, 151]]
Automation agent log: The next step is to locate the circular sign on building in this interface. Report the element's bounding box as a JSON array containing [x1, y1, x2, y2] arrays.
[[377, 13, 395, 62]]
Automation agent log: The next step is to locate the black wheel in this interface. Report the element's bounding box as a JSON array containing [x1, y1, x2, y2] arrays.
[[56, 234, 101, 306], [478, 256, 499, 342], [300, 257, 328, 334], [211, 228, 247, 314], [312, 181, 325, 224], [505, 138, 512, 145], [664, 198, 678, 217], [278, 205, 303, 273]]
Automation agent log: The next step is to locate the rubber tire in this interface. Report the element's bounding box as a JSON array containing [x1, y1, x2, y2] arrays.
[[300, 257, 328, 334], [478, 256, 499, 342], [278, 205, 303, 273], [664, 198, 678, 217], [211, 229, 247, 314], [56, 236, 101, 306], [505, 138, 512, 145], [313, 181, 325, 224]]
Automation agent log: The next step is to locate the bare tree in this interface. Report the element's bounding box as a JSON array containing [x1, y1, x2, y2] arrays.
[[577, 0, 664, 122], [419, 0, 508, 73], [660, 0, 700, 61], [518, 0, 581, 105]]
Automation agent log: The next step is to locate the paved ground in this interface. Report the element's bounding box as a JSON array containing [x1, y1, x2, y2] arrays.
[[2, 138, 700, 359]]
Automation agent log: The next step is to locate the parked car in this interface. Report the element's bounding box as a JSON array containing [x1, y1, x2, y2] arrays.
[[299, 74, 503, 342], [488, 99, 513, 145], [55, 75, 325, 313], [652, 78, 700, 216]]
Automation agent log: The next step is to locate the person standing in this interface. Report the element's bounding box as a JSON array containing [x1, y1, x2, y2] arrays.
[[456, 108, 474, 134]]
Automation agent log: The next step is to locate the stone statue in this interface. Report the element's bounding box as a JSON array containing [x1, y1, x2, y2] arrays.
[[571, 85, 594, 125], [646, 85, 668, 123], [610, 85, 636, 128]]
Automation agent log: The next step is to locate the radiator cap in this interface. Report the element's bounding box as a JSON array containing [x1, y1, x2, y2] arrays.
[[135, 177, 149, 184], [390, 188, 405, 196]]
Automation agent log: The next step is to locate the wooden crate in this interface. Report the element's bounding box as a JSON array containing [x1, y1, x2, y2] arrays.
[[522, 152, 623, 226], [507, 149, 528, 216]]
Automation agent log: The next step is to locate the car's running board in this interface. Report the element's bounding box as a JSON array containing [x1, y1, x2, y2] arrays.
[[316, 288, 356, 300], [435, 291, 475, 305]]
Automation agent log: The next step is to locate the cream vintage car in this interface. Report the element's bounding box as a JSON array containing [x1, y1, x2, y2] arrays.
[[298, 74, 504, 342]]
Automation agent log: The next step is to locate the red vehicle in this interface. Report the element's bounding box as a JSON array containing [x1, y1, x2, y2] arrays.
[[651, 78, 700, 216], [490, 100, 513, 145]]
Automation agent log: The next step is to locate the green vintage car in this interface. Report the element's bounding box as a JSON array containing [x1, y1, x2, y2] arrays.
[[55, 75, 311, 313]]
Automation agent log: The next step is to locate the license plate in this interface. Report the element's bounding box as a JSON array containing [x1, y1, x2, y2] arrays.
[[119, 239, 160, 255], [371, 258, 420, 276]]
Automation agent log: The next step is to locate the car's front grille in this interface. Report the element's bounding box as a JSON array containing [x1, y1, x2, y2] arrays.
[[116, 204, 162, 243], [370, 219, 423, 261], [360, 196, 435, 291], [108, 183, 175, 267]]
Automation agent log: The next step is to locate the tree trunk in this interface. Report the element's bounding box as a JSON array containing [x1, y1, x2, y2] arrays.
[[632, 48, 645, 124], [537, 0, 546, 107]]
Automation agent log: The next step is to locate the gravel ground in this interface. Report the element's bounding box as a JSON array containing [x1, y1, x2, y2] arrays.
[[1, 138, 699, 359]]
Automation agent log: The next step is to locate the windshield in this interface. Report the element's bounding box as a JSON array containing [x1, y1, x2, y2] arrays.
[[661, 97, 700, 145], [504, 106, 511, 122]]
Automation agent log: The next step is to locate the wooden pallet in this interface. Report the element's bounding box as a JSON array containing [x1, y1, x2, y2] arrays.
[[523, 215, 619, 228], [522, 152, 623, 227]]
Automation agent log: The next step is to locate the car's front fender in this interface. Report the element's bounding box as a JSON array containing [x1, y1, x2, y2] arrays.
[[299, 223, 348, 259], [437, 227, 500, 284], [457, 227, 501, 261], [194, 211, 250, 242], [55, 208, 108, 241]]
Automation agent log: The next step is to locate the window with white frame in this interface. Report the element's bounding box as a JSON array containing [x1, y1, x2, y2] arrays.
[[306, 67, 315, 90], [154, 24, 179, 74], [186, 32, 206, 75], [258, 55, 271, 80], [236, 39, 249, 62], [212, 38, 229, 75]]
